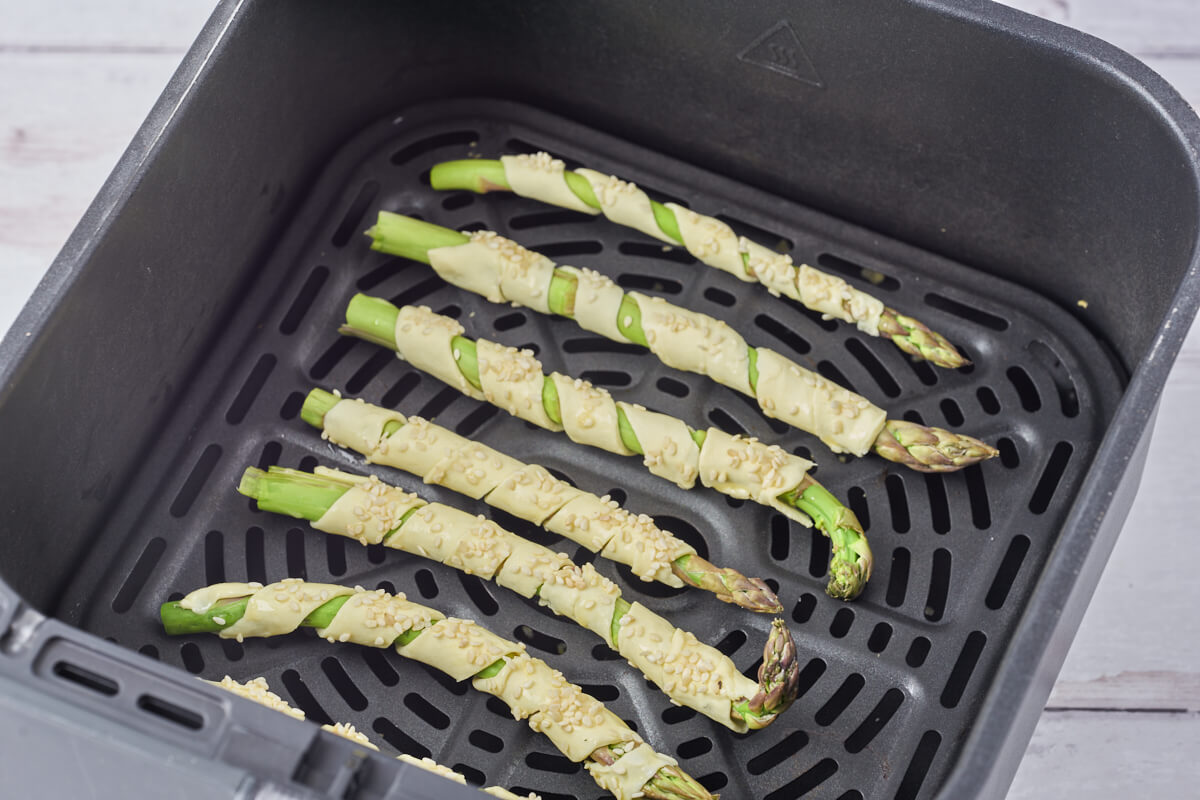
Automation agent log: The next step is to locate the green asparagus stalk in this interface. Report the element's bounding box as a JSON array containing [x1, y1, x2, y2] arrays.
[[163, 584, 713, 800], [339, 298, 872, 600], [238, 464, 797, 729], [363, 213, 997, 473], [429, 156, 969, 369], [299, 388, 780, 613]]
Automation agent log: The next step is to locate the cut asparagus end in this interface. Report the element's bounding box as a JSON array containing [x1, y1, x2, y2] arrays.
[[161, 598, 249, 635], [428, 159, 511, 193], [671, 553, 782, 614], [302, 388, 342, 429], [872, 418, 999, 473], [237, 466, 351, 522], [877, 307, 970, 369], [365, 211, 468, 263], [343, 293, 401, 349]]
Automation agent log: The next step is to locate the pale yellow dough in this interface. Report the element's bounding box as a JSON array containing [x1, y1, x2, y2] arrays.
[[311, 470, 425, 545], [397, 617, 519, 682], [179, 581, 264, 614], [502, 152, 599, 216], [550, 372, 634, 455], [538, 562, 622, 642], [476, 338, 561, 431], [393, 505, 514, 579], [698, 428, 815, 525], [633, 292, 753, 395], [664, 202, 746, 278], [616, 401, 701, 490], [557, 265, 627, 342], [586, 743, 680, 800], [220, 580, 354, 641], [398, 754, 467, 783], [575, 168, 675, 244], [316, 587, 442, 648], [429, 231, 557, 314], [207, 676, 304, 719], [392, 305, 484, 400]]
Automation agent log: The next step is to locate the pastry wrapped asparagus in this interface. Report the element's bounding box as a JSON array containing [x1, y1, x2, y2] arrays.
[[363, 213, 996, 472], [210, 676, 538, 799], [300, 388, 779, 613], [163, 581, 714, 800], [429, 153, 969, 369], [340, 301, 872, 600], [239, 465, 797, 730]]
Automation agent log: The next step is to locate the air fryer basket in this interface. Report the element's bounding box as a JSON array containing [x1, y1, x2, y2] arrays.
[[1, 2, 1197, 800]]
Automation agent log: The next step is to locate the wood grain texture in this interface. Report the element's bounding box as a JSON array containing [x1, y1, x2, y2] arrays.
[[0, 1, 1197, 798]]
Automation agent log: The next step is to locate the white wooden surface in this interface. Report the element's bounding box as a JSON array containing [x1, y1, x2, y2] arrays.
[[1, 1, 1197, 796]]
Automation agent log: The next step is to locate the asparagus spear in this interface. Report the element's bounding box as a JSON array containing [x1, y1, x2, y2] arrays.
[[428, 154, 969, 369], [340, 299, 872, 600], [363, 213, 996, 472], [238, 464, 797, 730], [210, 676, 539, 799], [300, 388, 779, 613], [163, 582, 714, 800]]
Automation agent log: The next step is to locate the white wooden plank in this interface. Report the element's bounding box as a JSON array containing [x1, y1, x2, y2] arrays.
[[999, 0, 1200, 54], [1048, 671, 1200, 712], [1008, 711, 1200, 798], [0, 0, 215, 50]]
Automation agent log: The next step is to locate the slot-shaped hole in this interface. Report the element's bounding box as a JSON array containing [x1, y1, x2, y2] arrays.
[[829, 607, 854, 638], [713, 630, 747, 657], [456, 404, 500, 437], [732, 391, 790, 435], [357, 260, 414, 292], [331, 181, 379, 247], [845, 688, 905, 754], [139, 645, 159, 661], [345, 350, 394, 395], [374, 717, 432, 759], [607, 488, 627, 505], [656, 376, 689, 397], [808, 526, 831, 578], [578, 683, 619, 702], [281, 669, 332, 725], [976, 386, 1001, 415], [451, 764, 484, 786], [652, 515, 708, 560], [417, 387, 460, 420], [619, 241, 695, 265], [941, 631, 987, 708], [382, 372, 422, 408], [561, 337, 645, 355], [205, 530, 225, 584], [815, 673, 866, 726], [714, 214, 793, 253], [469, 729, 504, 753], [940, 398, 964, 427], [662, 705, 697, 724], [997, 437, 1020, 468], [257, 441, 283, 470], [837, 792, 865, 800], [439, 191, 473, 211], [226, 354, 277, 425], [907, 357, 939, 387], [53, 661, 118, 696], [925, 473, 951, 534], [579, 369, 632, 387], [219, 639, 243, 662], [404, 692, 450, 729], [360, 649, 398, 687], [285, 528, 307, 581], [279, 392, 304, 421], [707, 408, 746, 436], [1029, 441, 1074, 514], [924, 292, 1009, 330], [845, 338, 901, 397], [925, 548, 952, 622], [280, 266, 330, 334], [704, 286, 736, 307], [137, 694, 203, 731], [616, 272, 683, 294], [389, 274, 448, 308], [769, 514, 790, 561], [896, 730, 943, 800], [795, 658, 827, 698], [538, 240, 603, 259], [297, 455, 318, 473], [817, 360, 856, 394], [244, 526, 266, 584], [787, 297, 839, 332], [965, 464, 992, 529], [793, 593, 817, 624], [503, 138, 567, 161], [747, 730, 808, 775], [886, 548, 911, 608], [526, 751, 581, 776], [1006, 366, 1042, 412], [763, 757, 838, 800], [417, 661, 468, 696], [180, 643, 204, 675], [413, 568, 438, 599], [320, 657, 367, 712], [986, 535, 1031, 610], [510, 209, 595, 229], [460, 573, 500, 616], [325, 535, 346, 577], [493, 311, 526, 331], [390, 130, 478, 165], [906, 636, 931, 667], [112, 537, 166, 613], [846, 486, 870, 531], [868, 622, 892, 653], [816, 253, 900, 291], [885, 474, 911, 533], [366, 543, 387, 564], [309, 338, 357, 381], [170, 445, 222, 518], [515, 625, 566, 655], [676, 737, 713, 759], [754, 314, 811, 355]]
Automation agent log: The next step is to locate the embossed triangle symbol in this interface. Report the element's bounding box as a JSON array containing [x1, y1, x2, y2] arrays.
[[738, 20, 823, 88]]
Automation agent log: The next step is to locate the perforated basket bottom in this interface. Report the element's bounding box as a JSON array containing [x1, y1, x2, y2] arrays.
[[62, 100, 1122, 799]]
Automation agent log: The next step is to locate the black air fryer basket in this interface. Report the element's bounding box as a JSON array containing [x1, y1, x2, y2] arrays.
[[1, 3, 1197, 799]]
